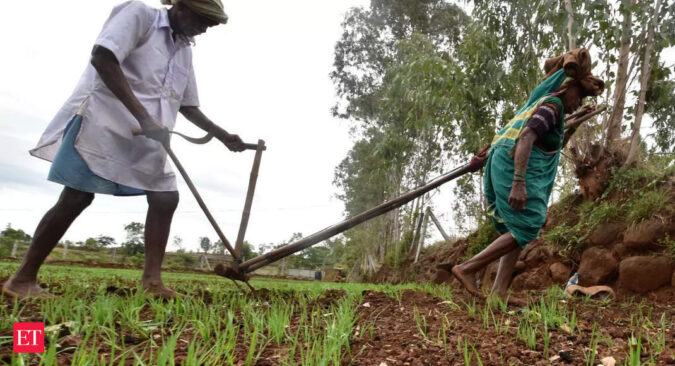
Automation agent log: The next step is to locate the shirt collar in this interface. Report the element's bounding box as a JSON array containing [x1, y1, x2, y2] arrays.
[[159, 8, 196, 47]]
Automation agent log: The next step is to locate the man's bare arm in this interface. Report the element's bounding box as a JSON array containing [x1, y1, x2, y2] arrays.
[[90, 45, 164, 139], [508, 127, 538, 211], [179, 106, 245, 152]]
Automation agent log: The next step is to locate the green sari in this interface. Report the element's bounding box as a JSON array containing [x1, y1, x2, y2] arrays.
[[484, 69, 570, 248]]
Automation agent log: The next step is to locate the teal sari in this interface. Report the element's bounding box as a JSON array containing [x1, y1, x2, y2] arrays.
[[484, 69, 570, 248]]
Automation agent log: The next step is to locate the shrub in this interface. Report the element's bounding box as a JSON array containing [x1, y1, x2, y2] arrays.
[[626, 190, 669, 224], [466, 219, 497, 258]]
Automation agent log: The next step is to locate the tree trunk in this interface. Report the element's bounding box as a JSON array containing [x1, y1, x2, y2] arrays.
[[426, 207, 451, 242], [10, 241, 18, 257], [564, 0, 576, 50], [605, 0, 633, 147], [414, 213, 429, 263], [625, 0, 662, 166]]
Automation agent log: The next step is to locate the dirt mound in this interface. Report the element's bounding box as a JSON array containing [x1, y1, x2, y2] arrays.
[[370, 166, 675, 300]]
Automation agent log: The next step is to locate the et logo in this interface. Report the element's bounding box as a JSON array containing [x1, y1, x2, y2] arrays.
[[13, 323, 44, 353]]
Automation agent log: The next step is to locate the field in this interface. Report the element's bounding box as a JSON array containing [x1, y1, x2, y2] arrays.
[[1, 262, 673, 365]]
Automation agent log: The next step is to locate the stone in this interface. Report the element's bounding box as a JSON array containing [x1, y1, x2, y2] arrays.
[[588, 222, 625, 247], [611, 243, 631, 260], [623, 218, 669, 251], [558, 350, 573, 363], [618, 256, 673, 293], [433, 269, 452, 285], [523, 246, 551, 268], [578, 247, 618, 286], [549, 262, 572, 283], [481, 260, 500, 290], [512, 266, 552, 291], [514, 260, 526, 272]]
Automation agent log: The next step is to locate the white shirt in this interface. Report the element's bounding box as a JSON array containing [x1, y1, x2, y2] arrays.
[[30, 1, 200, 191]]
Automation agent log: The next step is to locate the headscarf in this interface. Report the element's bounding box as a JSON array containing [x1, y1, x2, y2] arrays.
[[161, 0, 228, 24], [543, 48, 604, 97]]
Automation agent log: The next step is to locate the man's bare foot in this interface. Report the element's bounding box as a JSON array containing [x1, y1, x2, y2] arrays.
[[451, 265, 483, 297], [141, 280, 184, 299], [2, 278, 55, 299]]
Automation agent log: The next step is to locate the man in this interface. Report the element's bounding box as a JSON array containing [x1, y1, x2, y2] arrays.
[[451, 49, 604, 304], [3, 0, 243, 299]]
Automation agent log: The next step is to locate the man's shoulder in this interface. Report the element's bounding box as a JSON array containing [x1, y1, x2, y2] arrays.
[[110, 1, 159, 23]]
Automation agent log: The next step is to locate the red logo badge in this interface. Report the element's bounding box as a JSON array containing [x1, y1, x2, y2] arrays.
[[13, 323, 44, 353]]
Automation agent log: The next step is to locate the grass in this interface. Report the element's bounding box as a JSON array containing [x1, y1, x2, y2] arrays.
[[0, 262, 384, 365], [544, 156, 674, 256], [0, 262, 671, 365]]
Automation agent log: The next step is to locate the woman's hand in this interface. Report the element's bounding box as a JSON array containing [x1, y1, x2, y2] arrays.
[[508, 181, 527, 211]]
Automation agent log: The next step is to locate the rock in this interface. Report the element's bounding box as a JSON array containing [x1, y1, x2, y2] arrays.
[[601, 356, 616, 366], [507, 356, 522, 365], [433, 269, 452, 285], [481, 261, 499, 290], [59, 334, 82, 348], [558, 350, 573, 363], [512, 266, 552, 291], [588, 222, 625, 247], [623, 218, 669, 251], [549, 262, 572, 283], [618, 256, 673, 293], [611, 243, 631, 260], [514, 260, 526, 272], [578, 247, 618, 286], [523, 246, 551, 268]]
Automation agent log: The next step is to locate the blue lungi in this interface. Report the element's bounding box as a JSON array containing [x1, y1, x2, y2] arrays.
[[48, 115, 146, 196]]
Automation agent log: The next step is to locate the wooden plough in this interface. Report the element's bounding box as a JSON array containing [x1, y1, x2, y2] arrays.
[[143, 106, 606, 291]]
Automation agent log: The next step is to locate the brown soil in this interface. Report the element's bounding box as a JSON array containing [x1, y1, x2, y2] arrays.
[[1, 281, 674, 365], [347, 288, 675, 365]]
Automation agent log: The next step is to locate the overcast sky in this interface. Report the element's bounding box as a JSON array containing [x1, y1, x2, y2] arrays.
[[1, 0, 458, 253]]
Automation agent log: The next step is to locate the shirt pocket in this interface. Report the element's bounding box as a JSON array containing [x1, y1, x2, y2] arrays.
[[169, 64, 189, 101]]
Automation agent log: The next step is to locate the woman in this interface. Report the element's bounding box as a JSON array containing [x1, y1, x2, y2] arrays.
[[452, 49, 604, 303]]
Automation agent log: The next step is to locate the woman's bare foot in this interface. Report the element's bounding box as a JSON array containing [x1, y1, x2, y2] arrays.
[[2, 278, 55, 299], [141, 280, 184, 299], [451, 265, 482, 297]]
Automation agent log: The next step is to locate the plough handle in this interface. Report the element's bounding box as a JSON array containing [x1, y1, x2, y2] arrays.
[[131, 129, 263, 150]]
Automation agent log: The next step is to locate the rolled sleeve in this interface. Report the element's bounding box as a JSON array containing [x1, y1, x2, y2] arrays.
[[526, 103, 559, 137], [181, 64, 200, 107], [94, 1, 154, 63]]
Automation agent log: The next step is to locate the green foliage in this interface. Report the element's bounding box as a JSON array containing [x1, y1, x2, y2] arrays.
[[199, 237, 211, 254], [645, 61, 675, 153], [95, 235, 116, 248], [658, 234, 675, 260], [385, 229, 414, 269], [545, 156, 673, 253], [122, 222, 145, 255], [241, 241, 258, 261], [177, 252, 197, 268], [545, 222, 584, 250], [465, 219, 498, 258], [1, 224, 31, 242], [625, 190, 669, 224]]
